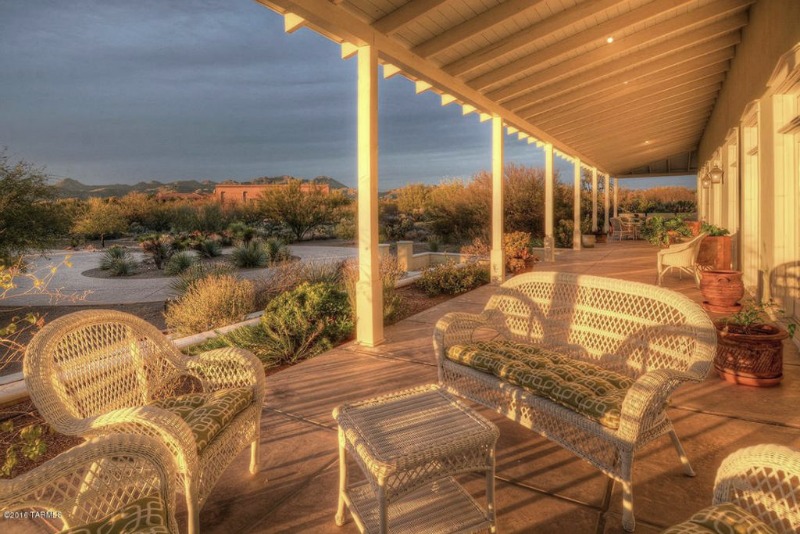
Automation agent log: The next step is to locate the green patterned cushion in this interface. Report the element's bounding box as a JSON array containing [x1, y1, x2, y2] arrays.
[[447, 340, 634, 429], [150, 388, 253, 451], [662, 502, 777, 534], [60, 495, 170, 534]]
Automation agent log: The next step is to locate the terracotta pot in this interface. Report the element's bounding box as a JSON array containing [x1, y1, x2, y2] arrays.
[[685, 221, 702, 236], [581, 234, 596, 248], [713, 321, 789, 387], [700, 270, 744, 313]]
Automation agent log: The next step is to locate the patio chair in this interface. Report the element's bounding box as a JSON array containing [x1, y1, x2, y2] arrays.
[[610, 217, 636, 240], [24, 310, 267, 534], [0, 434, 179, 533], [657, 232, 707, 287], [664, 444, 800, 533]]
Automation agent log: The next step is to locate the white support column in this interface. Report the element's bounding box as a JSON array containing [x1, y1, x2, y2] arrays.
[[355, 45, 383, 347], [544, 143, 555, 262], [613, 178, 619, 218], [490, 115, 505, 284], [591, 167, 598, 232], [603, 173, 610, 233], [573, 158, 582, 250]]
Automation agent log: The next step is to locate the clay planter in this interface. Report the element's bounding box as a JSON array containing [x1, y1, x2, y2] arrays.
[[714, 321, 789, 387], [685, 220, 702, 236], [700, 270, 744, 313], [697, 235, 733, 270], [581, 234, 596, 248]]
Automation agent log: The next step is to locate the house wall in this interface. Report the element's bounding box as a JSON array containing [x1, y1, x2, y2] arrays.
[[697, 0, 800, 332], [213, 183, 330, 204]]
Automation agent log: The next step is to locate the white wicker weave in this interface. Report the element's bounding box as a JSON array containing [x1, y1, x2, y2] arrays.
[[657, 232, 707, 287], [23, 310, 267, 534], [0, 434, 179, 533], [434, 272, 717, 532], [712, 444, 800, 533]]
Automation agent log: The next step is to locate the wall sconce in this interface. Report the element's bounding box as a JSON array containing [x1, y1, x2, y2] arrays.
[[709, 163, 724, 184], [701, 175, 711, 189]]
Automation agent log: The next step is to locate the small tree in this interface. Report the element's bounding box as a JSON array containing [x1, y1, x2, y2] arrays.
[[72, 198, 127, 247], [0, 152, 68, 263], [257, 180, 350, 241]]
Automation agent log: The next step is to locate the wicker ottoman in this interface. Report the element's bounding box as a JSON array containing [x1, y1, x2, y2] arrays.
[[333, 384, 499, 534]]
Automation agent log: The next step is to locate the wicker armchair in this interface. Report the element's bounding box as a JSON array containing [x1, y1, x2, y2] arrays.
[[0, 434, 179, 533], [434, 272, 717, 531], [611, 217, 636, 240], [24, 310, 267, 534], [657, 232, 707, 287], [664, 444, 800, 533]]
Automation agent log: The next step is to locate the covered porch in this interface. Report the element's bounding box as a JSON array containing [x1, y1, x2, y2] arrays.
[[197, 240, 800, 533]]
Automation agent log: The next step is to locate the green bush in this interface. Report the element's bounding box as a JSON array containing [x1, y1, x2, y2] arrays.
[[260, 282, 353, 364], [701, 222, 730, 236], [183, 325, 275, 365], [139, 234, 174, 269], [414, 261, 489, 297], [263, 238, 291, 264], [232, 241, 269, 268], [165, 274, 255, 335], [341, 257, 406, 322], [99, 246, 129, 270], [164, 251, 195, 275], [193, 237, 222, 258], [253, 259, 343, 309]]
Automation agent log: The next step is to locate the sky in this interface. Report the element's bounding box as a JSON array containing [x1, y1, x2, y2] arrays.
[[0, 0, 695, 191]]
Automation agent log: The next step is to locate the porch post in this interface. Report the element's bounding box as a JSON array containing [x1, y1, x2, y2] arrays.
[[603, 173, 610, 232], [613, 178, 619, 217], [573, 158, 582, 250], [355, 45, 383, 347], [490, 115, 505, 284], [544, 143, 555, 262], [591, 167, 598, 232]]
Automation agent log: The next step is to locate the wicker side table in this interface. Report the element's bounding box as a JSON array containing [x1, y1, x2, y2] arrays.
[[333, 384, 499, 534]]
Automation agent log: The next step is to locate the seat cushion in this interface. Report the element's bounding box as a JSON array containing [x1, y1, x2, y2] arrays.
[[60, 495, 170, 534], [446, 340, 634, 429], [150, 388, 253, 451], [662, 502, 777, 533]]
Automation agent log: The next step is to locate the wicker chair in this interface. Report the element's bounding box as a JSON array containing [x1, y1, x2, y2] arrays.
[[611, 217, 636, 240], [664, 444, 800, 533], [0, 434, 179, 533], [434, 272, 717, 531], [657, 232, 707, 287], [24, 310, 267, 534]]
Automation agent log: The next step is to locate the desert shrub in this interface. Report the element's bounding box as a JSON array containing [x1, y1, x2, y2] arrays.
[[259, 282, 352, 364], [164, 251, 195, 275], [193, 237, 222, 258], [414, 261, 489, 297], [504, 231, 533, 274], [99, 246, 129, 270], [555, 220, 574, 248], [253, 259, 343, 308], [228, 222, 256, 243], [183, 325, 274, 363], [139, 234, 175, 269], [231, 240, 268, 268], [166, 274, 255, 335], [263, 237, 291, 264], [170, 262, 235, 295], [341, 256, 406, 322]]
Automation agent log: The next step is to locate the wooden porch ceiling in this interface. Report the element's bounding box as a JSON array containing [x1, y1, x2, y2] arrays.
[[256, 0, 754, 176]]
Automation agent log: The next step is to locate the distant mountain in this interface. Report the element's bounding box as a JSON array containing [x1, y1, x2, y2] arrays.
[[52, 175, 348, 199]]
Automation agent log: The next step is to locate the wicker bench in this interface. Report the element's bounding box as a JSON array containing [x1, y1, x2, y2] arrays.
[[434, 272, 717, 532]]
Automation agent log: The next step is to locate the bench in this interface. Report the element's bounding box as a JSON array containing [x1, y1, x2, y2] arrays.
[[434, 272, 717, 531]]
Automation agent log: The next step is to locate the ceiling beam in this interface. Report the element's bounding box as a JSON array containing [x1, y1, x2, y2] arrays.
[[573, 118, 709, 153], [503, 35, 737, 112], [257, 0, 604, 170], [412, 0, 548, 59], [469, 0, 705, 91], [443, 0, 629, 78], [488, 15, 745, 102], [512, 50, 732, 116], [373, 0, 450, 35], [533, 79, 722, 131], [607, 138, 700, 171]]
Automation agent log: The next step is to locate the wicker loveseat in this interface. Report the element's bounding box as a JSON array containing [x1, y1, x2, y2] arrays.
[[0, 434, 179, 533], [434, 272, 717, 531], [24, 310, 267, 534], [664, 444, 800, 533]]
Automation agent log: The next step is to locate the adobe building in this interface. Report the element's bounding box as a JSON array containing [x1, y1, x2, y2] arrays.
[[213, 182, 330, 205]]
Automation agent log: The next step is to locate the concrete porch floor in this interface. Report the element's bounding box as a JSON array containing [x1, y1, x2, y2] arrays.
[[198, 240, 800, 534]]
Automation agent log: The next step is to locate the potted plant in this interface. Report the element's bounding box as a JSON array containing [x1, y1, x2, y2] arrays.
[[700, 269, 744, 313], [580, 220, 596, 248], [697, 223, 732, 270], [641, 216, 691, 247], [714, 300, 797, 387]]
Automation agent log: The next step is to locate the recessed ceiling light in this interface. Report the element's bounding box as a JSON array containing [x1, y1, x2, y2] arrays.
[[606, 37, 614, 44], [623, 81, 629, 85], [644, 140, 650, 145]]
